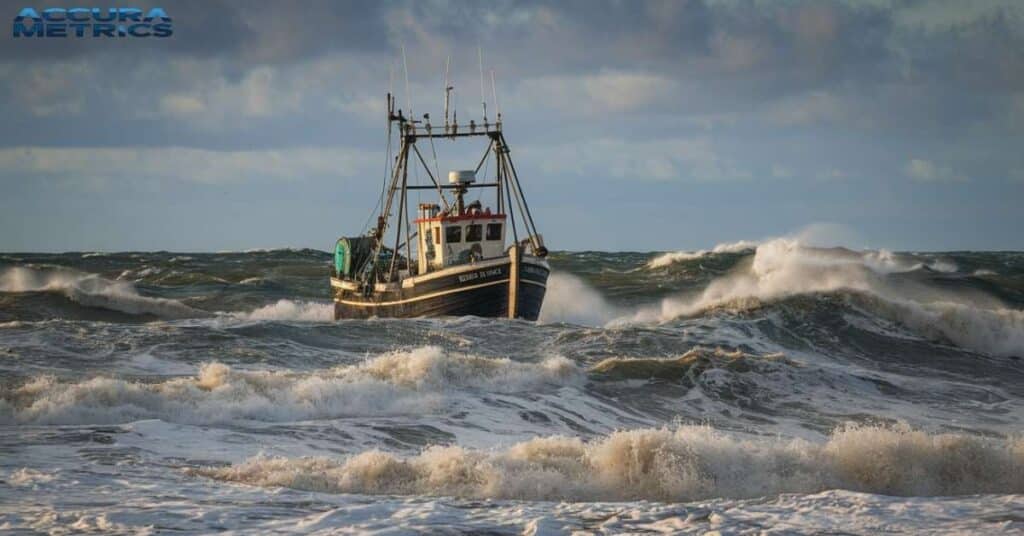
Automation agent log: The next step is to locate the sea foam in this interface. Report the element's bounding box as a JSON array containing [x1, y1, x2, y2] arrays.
[[233, 299, 334, 322], [0, 346, 582, 425], [192, 423, 1024, 502]]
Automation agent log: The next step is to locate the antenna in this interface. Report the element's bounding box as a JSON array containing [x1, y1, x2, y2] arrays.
[[491, 69, 500, 122], [402, 44, 413, 116], [478, 46, 487, 124], [443, 55, 453, 130], [387, 62, 394, 123]]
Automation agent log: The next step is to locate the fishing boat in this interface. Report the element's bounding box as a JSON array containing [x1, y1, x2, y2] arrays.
[[330, 88, 549, 320]]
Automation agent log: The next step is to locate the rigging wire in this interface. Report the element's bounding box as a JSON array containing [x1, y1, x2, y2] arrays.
[[360, 71, 394, 236], [478, 46, 487, 123], [474, 141, 490, 206], [413, 153, 421, 251], [427, 129, 446, 212], [491, 69, 500, 119], [402, 45, 413, 114]]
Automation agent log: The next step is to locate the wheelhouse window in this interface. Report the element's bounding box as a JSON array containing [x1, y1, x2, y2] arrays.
[[486, 223, 502, 241], [445, 226, 461, 243], [466, 224, 482, 242]]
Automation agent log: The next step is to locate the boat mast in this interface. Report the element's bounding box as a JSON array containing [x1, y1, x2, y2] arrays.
[[443, 55, 453, 133], [389, 138, 409, 281], [369, 93, 409, 285], [364, 53, 547, 286]]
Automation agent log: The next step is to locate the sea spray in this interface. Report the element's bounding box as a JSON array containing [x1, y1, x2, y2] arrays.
[[647, 239, 760, 269], [538, 272, 619, 325]]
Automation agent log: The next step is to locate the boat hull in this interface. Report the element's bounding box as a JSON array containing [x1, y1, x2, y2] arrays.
[[332, 257, 548, 320]]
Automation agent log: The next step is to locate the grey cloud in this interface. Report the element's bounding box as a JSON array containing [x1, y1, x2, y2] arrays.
[[1, 0, 1022, 186], [2, 0, 252, 61]]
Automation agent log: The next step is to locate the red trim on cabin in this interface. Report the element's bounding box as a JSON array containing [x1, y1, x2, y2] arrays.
[[415, 213, 507, 224]]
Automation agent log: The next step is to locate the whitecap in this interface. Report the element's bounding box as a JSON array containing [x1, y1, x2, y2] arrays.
[[192, 423, 1024, 501], [0, 266, 198, 319], [0, 347, 583, 425], [646, 240, 760, 269]]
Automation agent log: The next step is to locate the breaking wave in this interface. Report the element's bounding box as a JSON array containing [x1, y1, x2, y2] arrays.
[[192, 423, 1024, 502], [0, 346, 581, 425], [0, 266, 198, 319], [647, 240, 759, 269], [855, 294, 1024, 358], [0, 267, 333, 323], [591, 347, 790, 381], [536, 240, 1023, 357], [233, 299, 334, 322], [621, 239, 1023, 357]]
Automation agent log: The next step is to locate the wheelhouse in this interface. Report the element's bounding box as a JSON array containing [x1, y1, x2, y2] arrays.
[[416, 202, 506, 273]]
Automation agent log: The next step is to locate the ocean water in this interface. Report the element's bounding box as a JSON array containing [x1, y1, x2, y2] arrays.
[[2, 240, 1024, 534]]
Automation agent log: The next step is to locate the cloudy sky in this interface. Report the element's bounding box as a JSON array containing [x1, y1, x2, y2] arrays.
[[2, 0, 1022, 252]]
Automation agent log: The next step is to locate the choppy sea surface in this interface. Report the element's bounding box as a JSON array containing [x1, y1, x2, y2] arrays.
[[2, 239, 1024, 534]]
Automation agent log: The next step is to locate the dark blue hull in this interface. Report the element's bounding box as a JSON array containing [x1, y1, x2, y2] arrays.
[[333, 259, 548, 320]]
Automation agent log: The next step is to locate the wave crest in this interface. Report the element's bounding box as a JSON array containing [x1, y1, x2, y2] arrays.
[[622, 239, 1023, 357], [0, 266, 198, 319], [233, 299, 334, 322], [589, 348, 786, 381], [591, 347, 790, 381], [191, 423, 1024, 501], [0, 346, 581, 425], [647, 240, 759, 269]]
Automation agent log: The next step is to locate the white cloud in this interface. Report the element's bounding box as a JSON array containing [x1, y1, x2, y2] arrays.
[[891, 0, 1023, 32], [0, 146, 378, 187], [766, 91, 858, 127], [524, 137, 751, 182], [712, 33, 772, 72], [143, 64, 304, 124], [512, 71, 679, 115], [145, 56, 393, 127], [771, 164, 794, 178], [815, 168, 847, 181], [4, 54, 388, 129], [905, 158, 967, 182], [159, 94, 206, 116], [0, 62, 87, 117]]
